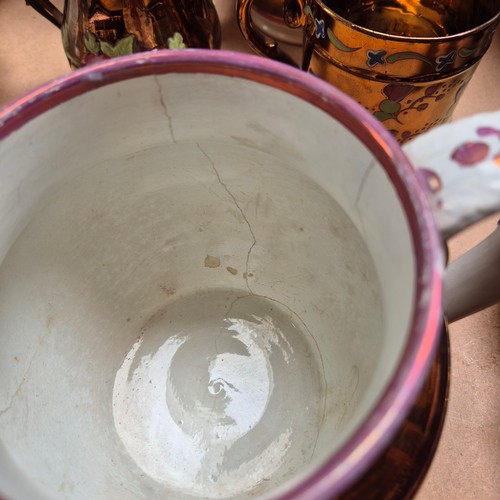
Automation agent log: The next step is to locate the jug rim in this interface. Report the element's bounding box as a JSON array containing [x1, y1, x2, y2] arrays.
[[313, 0, 500, 43]]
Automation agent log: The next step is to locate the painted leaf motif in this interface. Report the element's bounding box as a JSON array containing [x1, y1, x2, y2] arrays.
[[477, 126, 500, 138], [374, 111, 393, 122], [168, 32, 187, 49], [84, 32, 101, 55], [99, 41, 115, 58], [326, 28, 361, 52], [386, 51, 432, 66], [114, 35, 135, 56], [458, 47, 475, 58], [100, 35, 135, 58], [379, 99, 400, 114]]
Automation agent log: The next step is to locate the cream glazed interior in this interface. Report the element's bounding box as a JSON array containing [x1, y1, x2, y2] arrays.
[[0, 69, 416, 499]]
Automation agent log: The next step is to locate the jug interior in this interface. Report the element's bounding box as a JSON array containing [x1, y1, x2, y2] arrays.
[[326, 0, 498, 37], [0, 71, 416, 499]]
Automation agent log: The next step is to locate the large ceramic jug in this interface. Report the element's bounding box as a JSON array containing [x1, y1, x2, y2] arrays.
[[26, 0, 221, 68]]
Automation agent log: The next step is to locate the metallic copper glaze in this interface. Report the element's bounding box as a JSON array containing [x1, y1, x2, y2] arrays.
[[237, 0, 500, 142], [341, 322, 449, 499], [26, 0, 221, 68]]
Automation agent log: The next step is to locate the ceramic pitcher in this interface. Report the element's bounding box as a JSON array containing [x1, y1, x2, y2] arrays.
[[26, 0, 221, 68], [0, 50, 500, 500]]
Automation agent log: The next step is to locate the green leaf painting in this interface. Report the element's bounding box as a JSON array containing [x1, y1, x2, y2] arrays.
[[168, 32, 187, 49], [326, 28, 361, 52], [385, 51, 433, 66], [99, 35, 135, 58]]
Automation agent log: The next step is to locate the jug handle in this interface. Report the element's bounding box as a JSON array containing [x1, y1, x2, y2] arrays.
[[236, 0, 304, 67], [443, 224, 500, 322], [25, 0, 63, 28], [403, 111, 500, 323]]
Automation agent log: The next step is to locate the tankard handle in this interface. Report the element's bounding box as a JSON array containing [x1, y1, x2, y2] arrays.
[[443, 225, 500, 322], [236, 0, 304, 67], [403, 111, 500, 322], [25, 0, 63, 28]]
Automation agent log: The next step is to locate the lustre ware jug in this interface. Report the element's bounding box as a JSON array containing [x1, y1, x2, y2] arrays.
[[27, 0, 221, 68]]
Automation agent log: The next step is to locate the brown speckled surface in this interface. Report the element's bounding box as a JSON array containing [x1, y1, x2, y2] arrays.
[[0, 1, 499, 498]]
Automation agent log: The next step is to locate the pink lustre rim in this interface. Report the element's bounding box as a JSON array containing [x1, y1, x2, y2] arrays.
[[0, 49, 444, 498]]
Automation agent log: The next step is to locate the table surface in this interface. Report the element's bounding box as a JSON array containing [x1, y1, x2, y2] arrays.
[[0, 1, 499, 498]]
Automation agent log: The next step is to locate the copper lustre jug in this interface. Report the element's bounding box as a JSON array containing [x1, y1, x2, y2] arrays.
[[26, 1, 221, 68]]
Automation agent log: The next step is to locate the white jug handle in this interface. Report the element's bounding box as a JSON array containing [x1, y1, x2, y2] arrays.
[[403, 111, 500, 322], [443, 224, 500, 322]]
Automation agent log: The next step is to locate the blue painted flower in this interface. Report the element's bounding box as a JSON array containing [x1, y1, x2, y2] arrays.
[[366, 49, 387, 67], [314, 18, 326, 38], [435, 51, 456, 71]]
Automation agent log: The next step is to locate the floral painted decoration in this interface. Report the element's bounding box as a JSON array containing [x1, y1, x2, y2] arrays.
[[304, 6, 480, 73], [403, 113, 500, 239], [168, 32, 187, 49]]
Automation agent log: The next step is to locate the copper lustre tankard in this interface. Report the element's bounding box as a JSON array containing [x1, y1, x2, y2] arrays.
[[26, 0, 221, 68], [237, 0, 500, 142]]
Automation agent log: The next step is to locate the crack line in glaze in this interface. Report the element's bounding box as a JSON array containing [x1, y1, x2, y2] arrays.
[[0, 318, 54, 418], [353, 159, 377, 240], [110, 145, 334, 496], [195, 146, 328, 464], [197, 143, 257, 295], [224, 292, 328, 463], [154, 76, 177, 144]]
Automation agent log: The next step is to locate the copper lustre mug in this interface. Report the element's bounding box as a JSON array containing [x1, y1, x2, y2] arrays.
[[26, 0, 221, 68], [237, 0, 500, 142]]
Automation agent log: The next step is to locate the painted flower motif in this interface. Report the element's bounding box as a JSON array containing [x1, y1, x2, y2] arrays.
[[373, 84, 416, 124], [366, 49, 387, 67], [494, 152, 500, 167], [83, 32, 135, 59], [304, 5, 360, 51], [416, 168, 443, 208], [477, 126, 500, 139], [435, 50, 456, 71], [314, 18, 326, 38], [417, 168, 443, 193], [373, 82, 453, 142], [451, 141, 490, 166], [168, 32, 187, 49], [383, 84, 415, 102], [100, 36, 135, 58]]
